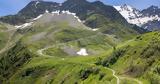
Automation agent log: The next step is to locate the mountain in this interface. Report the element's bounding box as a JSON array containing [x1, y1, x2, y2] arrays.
[[0, 0, 127, 26], [141, 6, 160, 30], [60, 0, 147, 39], [141, 6, 160, 17], [0, 0, 146, 34], [61, 0, 127, 24], [0, 1, 60, 25], [0, 8, 125, 84], [0, 0, 139, 57], [142, 20, 160, 31], [114, 5, 160, 31], [0, 10, 117, 83], [0, 0, 157, 84]]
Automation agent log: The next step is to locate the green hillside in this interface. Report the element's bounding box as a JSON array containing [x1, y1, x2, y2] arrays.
[[0, 0, 157, 84], [98, 32, 160, 84], [0, 17, 159, 84], [0, 15, 141, 84], [0, 18, 154, 84]]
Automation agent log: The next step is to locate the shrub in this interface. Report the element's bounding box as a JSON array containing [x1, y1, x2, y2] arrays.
[[0, 41, 33, 82], [79, 67, 100, 80], [99, 72, 105, 80], [101, 49, 126, 67], [154, 65, 160, 75], [141, 39, 160, 58], [95, 57, 102, 65]]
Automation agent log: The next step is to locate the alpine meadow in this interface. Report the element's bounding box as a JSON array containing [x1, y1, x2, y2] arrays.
[[0, 0, 160, 84]]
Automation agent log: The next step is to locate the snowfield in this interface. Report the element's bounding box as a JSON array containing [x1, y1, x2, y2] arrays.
[[15, 10, 83, 29], [77, 48, 88, 56], [61, 10, 82, 22], [114, 5, 160, 26], [15, 22, 33, 29], [35, 1, 40, 8], [92, 28, 99, 31], [33, 14, 43, 21], [51, 10, 60, 15]]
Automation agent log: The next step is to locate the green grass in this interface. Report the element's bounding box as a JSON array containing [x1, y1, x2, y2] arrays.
[[54, 27, 96, 42], [85, 14, 139, 41], [1, 32, 155, 84], [7, 56, 117, 84], [0, 32, 9, 50], [2, 35, 141, 84], [98, 31, 160, 84], [0, 18, 157, 84], [0, 23, 7, 31], [43, 47, 69, 57]]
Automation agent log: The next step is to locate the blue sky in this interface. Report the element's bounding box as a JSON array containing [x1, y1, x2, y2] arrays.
[[0, 0, 160, 16]]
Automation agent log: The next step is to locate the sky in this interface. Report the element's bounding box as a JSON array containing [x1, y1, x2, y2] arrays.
[[0, 0, 160, 16]]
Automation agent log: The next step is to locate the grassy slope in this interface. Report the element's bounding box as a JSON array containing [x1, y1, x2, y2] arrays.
[[99, 32, 160, 84], [0, 32, 9, 49], [8, 56, 118, 84], [0, 14, 149, 84], [0, 41, 34, 83], [85, 14, 138, 41], [0, 25, 139, 84], [0, 23, 15, 50], [4, 30, 160, 84], [0, 30, 144, 84], [5, 32, 150, 84], [16, 14, 121, 57]]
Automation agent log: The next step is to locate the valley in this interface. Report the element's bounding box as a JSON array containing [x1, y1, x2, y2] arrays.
[[0, 0, 159, 84]]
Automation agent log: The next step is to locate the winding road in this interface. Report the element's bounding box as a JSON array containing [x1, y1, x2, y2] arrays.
[[37, 47, 143, 84], [106, 68, 142, 84], [36, 36, 143, 84], [107, 68, 120, 84], [119, 76, 143, 84], [37, 33, 101, 56]]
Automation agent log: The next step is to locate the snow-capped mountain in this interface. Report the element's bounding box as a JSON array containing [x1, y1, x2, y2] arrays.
[[114, 4, 142, 26], [0, 0, 147, 33], [0, 0, 127, 27], [114, 4, 160, 31], [141, 6, 160, 17]]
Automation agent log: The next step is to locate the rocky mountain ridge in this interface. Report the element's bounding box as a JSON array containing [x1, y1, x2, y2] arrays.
[[114, 4, 160, 31]]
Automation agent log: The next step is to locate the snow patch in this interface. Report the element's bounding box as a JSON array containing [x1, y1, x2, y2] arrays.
[[127, 15, 160, 26], [61, 10, 76, 16], [35, 1, 40, 8], [15, 10, 83, 29], [45, 10, 49, 13], [51, 10, 60, 15], [15, 22, 33, 29], [61, 10, 81, 22], [144, 26, 148, 29], [77, 48, 88, 56], [33, 14, 43, 21], [92, 28, 99, 31], [52, 10, 82, 22]]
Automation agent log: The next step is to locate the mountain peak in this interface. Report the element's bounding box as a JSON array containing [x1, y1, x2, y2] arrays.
[[114, 4, 135, 13], [114, 4, 160, 30], [29, 0, 42, 4], [92, 0, 104, 4], [122, 4, 128, 7], [148, 5, 159, 10], [64, 0, 87, 3], [121, 4, 133, 11], [141, 5, 160, 17]]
